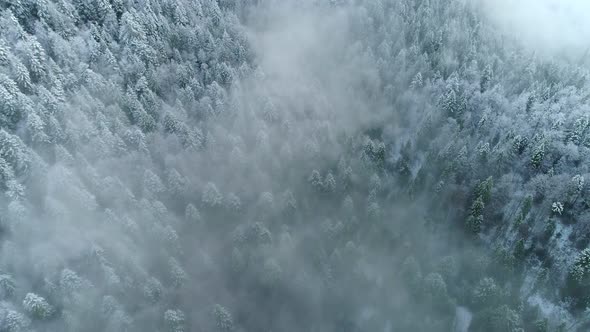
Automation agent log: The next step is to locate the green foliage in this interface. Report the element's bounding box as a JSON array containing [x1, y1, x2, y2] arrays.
[[436, 256, 458, 281], [533, 318, 549, 332], [323, 172, 336, 193], [0, 0, 584, 331], [466, 214, 484, 234], [212, 304, 233, 332], [309, 169, 323, 191], [570, 248, 590, 283], [0, 273, 15, 299], [521, 195, 533, 217], [3, 310, 30, 332], [169, 258, 187, 288], [543, 219, 556, 241], [568, 116, 590, 146], [143, 277, 163, 304], [467, 177, 494, 234], [512, 135, 529, 155], [441, 74, 467, 121], [423, 272, 447, 299], [472, 277, 501, 308], [471, 196, 485, 217], [531, 142, 545, 169], [185, 203, 202, 224], [202, 182, 223, 208], [513, 239, 526, 261], [361, 138, 386, 168], [164, 309, 185, 332], [260, 259, 282, 288], [493, 247, 516, 276], [514, 213, 525, 229], [22, 293, 53, 320], [480, 64, 493, 93], [476, 177, 494, 203], [562, 248, 590, 307], [471, 305, 523, 332]]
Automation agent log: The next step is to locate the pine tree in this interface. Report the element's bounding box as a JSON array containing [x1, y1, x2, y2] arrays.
[[410, 72, 423, 89], [323, 172, 336, 193], [22, 293, 53, 320], [202, 182, 223, 208], [164, 309, 186, 332], [185, 203, 202, 224], [0, 273, 15, 298], [143, 277, 163, 304], [3, 310, 30, 332], [212, 304, 233, 332], [531, 142, 545, 169], [309, 169, 322, 192], [480, 64, 493, 93]]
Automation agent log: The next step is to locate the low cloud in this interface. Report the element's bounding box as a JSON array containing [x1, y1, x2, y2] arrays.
[[474, 0, 590, 60]]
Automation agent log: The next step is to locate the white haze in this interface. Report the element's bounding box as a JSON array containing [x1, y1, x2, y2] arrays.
[[0, 0, 589, 331], [476, 0, 590, 60]]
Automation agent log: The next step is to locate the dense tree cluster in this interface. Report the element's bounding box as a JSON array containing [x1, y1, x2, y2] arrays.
[[0, 0, 586, 331]]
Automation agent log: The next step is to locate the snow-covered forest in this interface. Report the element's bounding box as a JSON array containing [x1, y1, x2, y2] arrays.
[[0, 0, 588, 331]]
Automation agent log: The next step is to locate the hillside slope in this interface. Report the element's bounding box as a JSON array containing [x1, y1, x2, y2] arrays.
[[0, 0, 587, 331]]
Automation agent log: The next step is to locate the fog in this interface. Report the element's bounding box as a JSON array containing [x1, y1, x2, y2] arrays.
[[0, 0, 588, 331], [475, 0, 590, 60]]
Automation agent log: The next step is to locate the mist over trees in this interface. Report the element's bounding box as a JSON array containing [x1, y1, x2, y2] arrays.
[[0, 0, 587, 331]]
